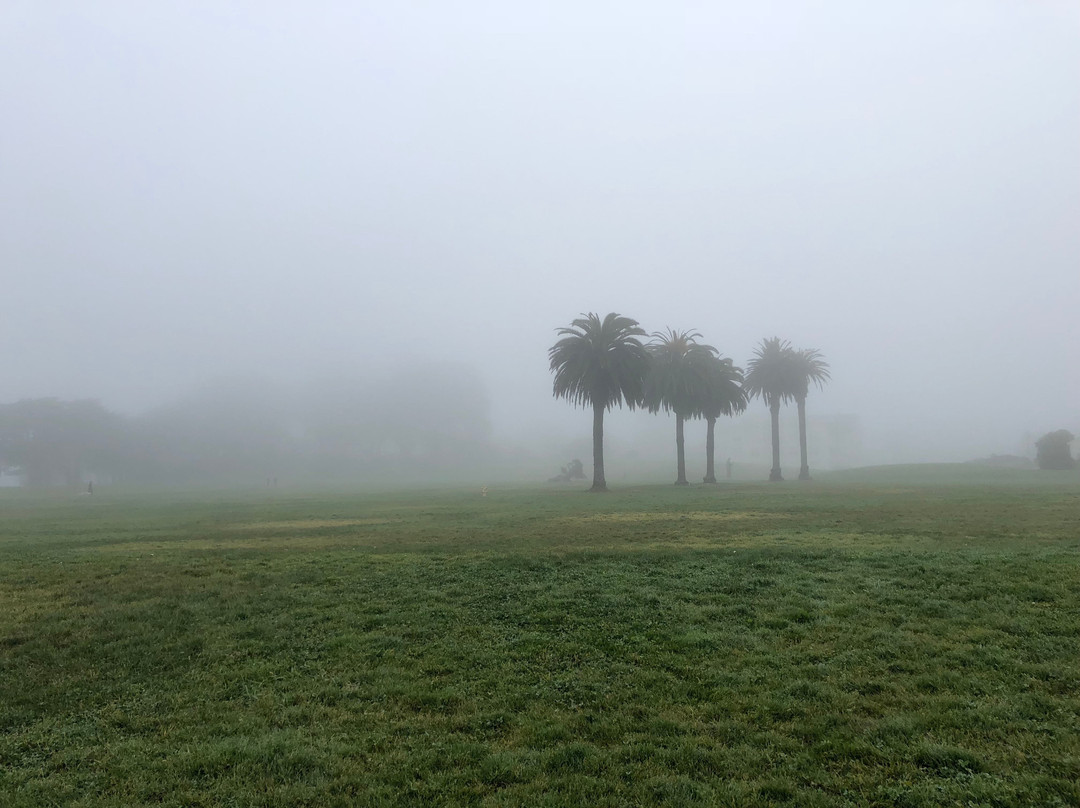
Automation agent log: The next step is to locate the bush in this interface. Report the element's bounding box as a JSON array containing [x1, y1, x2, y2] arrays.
[[1035, 430, 1076, 470]]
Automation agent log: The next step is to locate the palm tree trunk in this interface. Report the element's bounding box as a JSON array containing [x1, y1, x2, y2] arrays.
[[675, 413, 688, 485], [797, 396, 810, 480], [769, 398, 783, 481], [591, 401, 607, 492], [703, 416, 717, 483]]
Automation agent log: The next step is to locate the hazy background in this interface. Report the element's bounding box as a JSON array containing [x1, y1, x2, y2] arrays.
[[2, 1, 1077, 480]]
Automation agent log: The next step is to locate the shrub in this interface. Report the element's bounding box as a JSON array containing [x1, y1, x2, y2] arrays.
[[1035, 430, 1076, 470]]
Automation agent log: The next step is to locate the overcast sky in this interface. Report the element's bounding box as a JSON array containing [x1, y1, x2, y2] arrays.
[[2, 2, 1077, 464]]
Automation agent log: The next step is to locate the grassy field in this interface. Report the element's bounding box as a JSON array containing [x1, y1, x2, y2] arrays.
[[2, 467, 1079, 806]]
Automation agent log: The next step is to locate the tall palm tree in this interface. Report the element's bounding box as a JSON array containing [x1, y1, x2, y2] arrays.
[[700, 356, 747, 483], [549, 312, 649, 492], [791, 348, 830, 480], [744, 337, 799, 482], [643, 329, 718, 485]]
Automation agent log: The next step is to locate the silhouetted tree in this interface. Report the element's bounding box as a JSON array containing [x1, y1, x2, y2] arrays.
[[0, 398, 127, 487], [549, 312, 649, 492], [1035, 430, 1076, 470], [744, 337, 799, 482], [643, 329, 720, 485], [700, 356, 747, 483], [790, 348, 831, 480]]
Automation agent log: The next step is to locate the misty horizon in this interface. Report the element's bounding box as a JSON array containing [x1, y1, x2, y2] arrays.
[[2, 2, 1077, 471]]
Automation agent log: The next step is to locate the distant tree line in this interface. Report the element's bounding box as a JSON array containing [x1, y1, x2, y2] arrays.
[[549, 312, 832, 491], [0, 363, 492, 488]]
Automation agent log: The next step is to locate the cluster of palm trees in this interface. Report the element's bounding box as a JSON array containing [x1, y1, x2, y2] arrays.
[[548, 313, 830, 491]]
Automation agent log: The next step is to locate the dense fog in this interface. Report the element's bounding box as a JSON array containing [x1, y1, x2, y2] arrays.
[[2, 3, 1077, 486]]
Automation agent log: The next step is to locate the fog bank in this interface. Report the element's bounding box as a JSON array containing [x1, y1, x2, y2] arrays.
[[2, 2, 1076, 475]]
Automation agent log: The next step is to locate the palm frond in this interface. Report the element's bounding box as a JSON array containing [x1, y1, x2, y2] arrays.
[[642, 329, 725, 418], [744, 337, 798, 408], [548, 312, 649, 411], [701, 356, 747, 418]]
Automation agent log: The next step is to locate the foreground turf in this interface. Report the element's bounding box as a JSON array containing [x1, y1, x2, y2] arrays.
[[1, 471, 1079, 806]]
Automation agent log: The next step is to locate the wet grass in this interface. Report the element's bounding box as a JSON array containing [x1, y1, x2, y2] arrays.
[[1, 470, 1079, 806]]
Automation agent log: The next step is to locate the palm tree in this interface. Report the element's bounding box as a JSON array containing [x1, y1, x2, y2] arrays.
[[643, 329, 718, 485], [700, 356, 747, 483], [791, 348, 830, 480], [744, 337, 799, 482], [549, 312, 649, 492]]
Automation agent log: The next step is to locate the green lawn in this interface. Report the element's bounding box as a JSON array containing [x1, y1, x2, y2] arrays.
[[2, 470, 1079, 806]]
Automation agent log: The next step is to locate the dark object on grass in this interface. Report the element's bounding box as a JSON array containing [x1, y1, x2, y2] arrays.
[[1035, 430, 1076, 470], [549, 459, 586, 482]]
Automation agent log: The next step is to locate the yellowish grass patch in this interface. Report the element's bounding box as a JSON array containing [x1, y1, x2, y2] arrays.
[[0, 584, 72, 623], [230, 518, 394, 530], [89, 535, 378, 553], [559, 510, 787, 525]]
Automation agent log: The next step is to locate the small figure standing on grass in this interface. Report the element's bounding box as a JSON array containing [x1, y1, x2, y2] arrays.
[[481, 486, 488, 497]]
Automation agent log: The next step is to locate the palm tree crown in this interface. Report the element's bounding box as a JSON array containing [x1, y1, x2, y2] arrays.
[[743, 337, 799, 409], [790, 349, 831, 401], [701, 356, 747, 420], [642, 329, 718, 418], [549, 313, 649, 412]]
